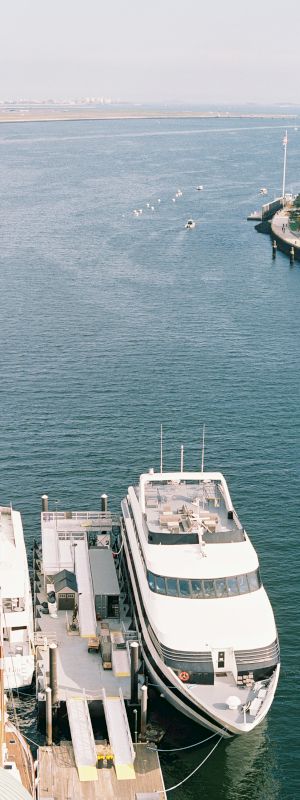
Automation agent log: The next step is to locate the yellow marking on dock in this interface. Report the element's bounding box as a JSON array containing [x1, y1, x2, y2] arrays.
[[77, 764, 98, 781], [114, 670, 130, 677], [115, 763, 136, 780]]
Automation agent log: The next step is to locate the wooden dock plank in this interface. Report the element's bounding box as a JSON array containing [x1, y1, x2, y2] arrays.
[[38, 742, 166, 799]]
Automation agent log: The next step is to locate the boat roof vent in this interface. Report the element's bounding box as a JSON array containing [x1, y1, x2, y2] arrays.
[[226, 695, 240, 710]]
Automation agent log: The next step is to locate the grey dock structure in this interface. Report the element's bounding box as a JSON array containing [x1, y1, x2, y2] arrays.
[[34, 496, 166, 797]]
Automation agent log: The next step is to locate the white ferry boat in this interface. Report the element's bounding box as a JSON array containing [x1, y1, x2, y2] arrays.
[[121, 469, 280, 737], [0, 506, 34, 690]]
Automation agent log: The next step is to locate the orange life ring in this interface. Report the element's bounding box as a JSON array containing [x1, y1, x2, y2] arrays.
[[179, 670, 190, 682]]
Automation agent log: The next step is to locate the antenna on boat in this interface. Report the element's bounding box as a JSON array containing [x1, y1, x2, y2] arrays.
[[160, 424, 163, 473], [282, 130, 288, 201], [201, 424, 205, 473], [180, 444, 184, 473]]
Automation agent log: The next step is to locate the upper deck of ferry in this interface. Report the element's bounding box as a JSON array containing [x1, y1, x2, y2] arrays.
[[133, 472, 246, 545]]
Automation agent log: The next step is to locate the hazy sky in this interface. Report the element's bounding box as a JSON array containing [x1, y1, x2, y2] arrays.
[[1, 0, 299, 103]]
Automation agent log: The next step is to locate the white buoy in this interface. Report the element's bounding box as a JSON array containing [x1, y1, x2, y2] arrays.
[[151, 206, 154, 211], [157, 198, 161, 203], [172, 198, 176, 202]]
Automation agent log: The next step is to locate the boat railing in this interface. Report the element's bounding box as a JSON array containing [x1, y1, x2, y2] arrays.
[[42, 510, 120, 528], [2, 599, 26, 612], [34, 631, 57, 648]]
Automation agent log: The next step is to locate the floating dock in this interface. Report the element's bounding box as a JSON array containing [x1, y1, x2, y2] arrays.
[[35, 503, 132, 708], [34, 494, 166, 798]]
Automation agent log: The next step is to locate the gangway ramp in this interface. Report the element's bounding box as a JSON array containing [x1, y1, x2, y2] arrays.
[[103, 688, 135, 780], [74, 538, 97, 638], [66, 696, 97, 782]]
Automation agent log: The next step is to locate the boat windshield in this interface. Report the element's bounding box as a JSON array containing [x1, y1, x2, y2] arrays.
[[146, 568, 261, 599]]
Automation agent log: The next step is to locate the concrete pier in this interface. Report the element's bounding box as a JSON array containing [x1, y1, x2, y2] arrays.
[[270, 208, 300, 261]]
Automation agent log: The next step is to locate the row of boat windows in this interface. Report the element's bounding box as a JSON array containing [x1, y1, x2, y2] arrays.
[[147, 569, 261, 598]]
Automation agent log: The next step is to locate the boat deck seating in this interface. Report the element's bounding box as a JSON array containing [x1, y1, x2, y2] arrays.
[[181, 517, 193, 532], [145, 497, 159, 508], [202, 518, 217, 533], [159, 513, 181, 526], [158, 509, 220, 534], [144, 479, 245, 543]]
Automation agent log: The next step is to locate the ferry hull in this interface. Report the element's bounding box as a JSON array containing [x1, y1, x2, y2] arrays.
[[121, 518, 279, 738]]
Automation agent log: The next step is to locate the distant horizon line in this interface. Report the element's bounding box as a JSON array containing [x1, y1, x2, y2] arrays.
[[1, 98, 300, 109]]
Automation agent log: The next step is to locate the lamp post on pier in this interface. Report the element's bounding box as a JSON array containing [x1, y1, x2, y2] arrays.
[[282, 131, 288, 202]]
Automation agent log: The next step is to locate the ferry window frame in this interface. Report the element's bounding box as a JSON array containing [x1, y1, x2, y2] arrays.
[[147, 569, 261, 599], [191, 579, 203, 598], [147, 571, 156, 591], [247, 570, 261, 591], [203, 579, 215, 598], [237, 574, 249, 594], [178, 579, 191, 597], [155, 575, 167, 595], [215, 577, 228, 598], [166, 577, 179, 596], [227, 576, 239, 596]]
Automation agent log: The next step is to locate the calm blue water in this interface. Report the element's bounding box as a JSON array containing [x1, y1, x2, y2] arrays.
[[0, 116, 299, 798]]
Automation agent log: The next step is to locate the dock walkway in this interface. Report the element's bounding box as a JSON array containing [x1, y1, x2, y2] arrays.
[[38, 742, 166, 799], [36, 507, 131, 702], [36, 607, 131, 702], [35, 504, 164, 797], [66, 697, 97, 782], [271, 208, 300, 259], [103, 689, 135, 780]]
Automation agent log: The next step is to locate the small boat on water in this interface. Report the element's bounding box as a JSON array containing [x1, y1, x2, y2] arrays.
[[185, 219, 196, 229], [0, 506, 34, 690], [259, 188, 268, 196], [247, 211, 262, 221], [196, 185, 203, 191]]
